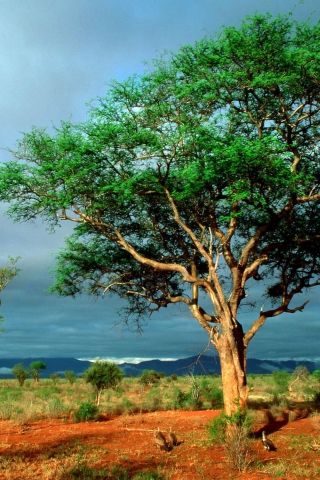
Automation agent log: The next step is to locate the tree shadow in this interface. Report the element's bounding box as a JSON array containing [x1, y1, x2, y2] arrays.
[[252, 410, 289, 438]]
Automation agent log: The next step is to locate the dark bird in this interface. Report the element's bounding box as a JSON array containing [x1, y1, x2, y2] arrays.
[[154, 428, 170, 451], [168, 427, 178, 447], [262, 431, 277, 451]]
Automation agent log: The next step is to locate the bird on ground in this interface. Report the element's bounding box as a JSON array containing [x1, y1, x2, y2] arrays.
[[154, 427, 171, 451], [262, 431, 277, 451], [168, 427, 178, 448]]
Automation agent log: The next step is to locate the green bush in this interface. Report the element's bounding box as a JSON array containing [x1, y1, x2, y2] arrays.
[[65, 370, 77, 385], [200, 378, 223, 408], [73, 402, 99, 422], [312, 370, 320, 382], [272, 370, 290, 393], [312, 390, 320, 408], [141, 387, 164, 411], [173, 387, 189, 409], [208, 413, 228, 444], [139, 370, 165, 387], [208, 408, 251, 444]]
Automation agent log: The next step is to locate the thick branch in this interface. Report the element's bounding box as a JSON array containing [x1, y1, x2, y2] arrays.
[[244, 299, 310, 346]]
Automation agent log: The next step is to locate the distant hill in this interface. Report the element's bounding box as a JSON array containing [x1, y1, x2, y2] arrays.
[[0, 356, 318, 379], [0, 357, 92, 378], [118, 356, 319, 376]]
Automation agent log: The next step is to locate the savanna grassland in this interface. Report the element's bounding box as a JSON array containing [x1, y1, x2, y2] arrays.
[[0, 370, 319, 479]]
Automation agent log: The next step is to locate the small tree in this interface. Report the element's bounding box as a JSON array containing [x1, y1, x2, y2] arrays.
[[50, 373, 60, 385], [30, 361, 46, 382], [64, 370, 77, 385], [289, 365, 310, 391], [11, 363, 29, 386], [83, 361, 124, 406]]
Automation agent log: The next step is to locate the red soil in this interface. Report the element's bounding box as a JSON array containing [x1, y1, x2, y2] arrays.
[[0, 409, 319, 479]]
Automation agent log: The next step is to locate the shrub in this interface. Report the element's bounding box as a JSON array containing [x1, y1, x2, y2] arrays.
[[312, 390, 320, 408], [208, 414, 228, 444], [173, 387, 189, 409], [65, 370, 77, 385], [272, 370, 290, 393], [11, 363, 29, 386], [73, 402, 98, 422], [208, 407, 253, 472], [200, 378, 223, 408], [312, 370, 320, 382], [139, 370, 165, 387], [50, 373, 60, 385], [141, 387, 165, 411]]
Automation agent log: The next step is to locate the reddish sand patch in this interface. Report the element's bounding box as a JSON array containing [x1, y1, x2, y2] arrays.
[[0, 410, 319, 479]]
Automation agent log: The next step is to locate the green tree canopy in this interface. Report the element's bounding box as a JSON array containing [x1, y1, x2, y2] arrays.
[[1, 13, 320, 414], [83, 361, 124, 405], [30, 361, 46, 382]]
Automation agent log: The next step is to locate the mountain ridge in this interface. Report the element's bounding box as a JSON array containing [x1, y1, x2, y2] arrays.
[[0, 355, 318, 378]]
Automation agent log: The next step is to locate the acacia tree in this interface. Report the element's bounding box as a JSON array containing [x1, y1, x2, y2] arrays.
[[83, 361, 124, 406], [30, 360, 46, 382], [0, 13, 320, 415]]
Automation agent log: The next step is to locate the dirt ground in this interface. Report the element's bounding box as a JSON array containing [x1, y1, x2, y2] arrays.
[[0, 409, 319, 479]]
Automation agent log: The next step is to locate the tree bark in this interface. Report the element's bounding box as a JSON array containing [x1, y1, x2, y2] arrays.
[[217, 333, 249, 416]]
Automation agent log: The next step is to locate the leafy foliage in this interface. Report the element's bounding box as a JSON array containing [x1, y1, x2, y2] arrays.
[[273, 370, 291, 394], [73, 401, 99, 423], [30, 361, 46, 382], [11, 363, 29, 387], [139, 370, 166, 386], [83, 361, 124, 405], [312, 370, 320, 382]]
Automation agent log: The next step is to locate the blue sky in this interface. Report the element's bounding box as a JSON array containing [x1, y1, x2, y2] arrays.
[[0, 0, 319, 362]]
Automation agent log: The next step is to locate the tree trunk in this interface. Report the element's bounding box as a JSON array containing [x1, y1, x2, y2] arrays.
[[218, 333, 249, 416], [95, 389, 103, 406]]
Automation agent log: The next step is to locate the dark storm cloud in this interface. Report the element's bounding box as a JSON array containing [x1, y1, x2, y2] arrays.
[[0, 0, 319, 360]]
